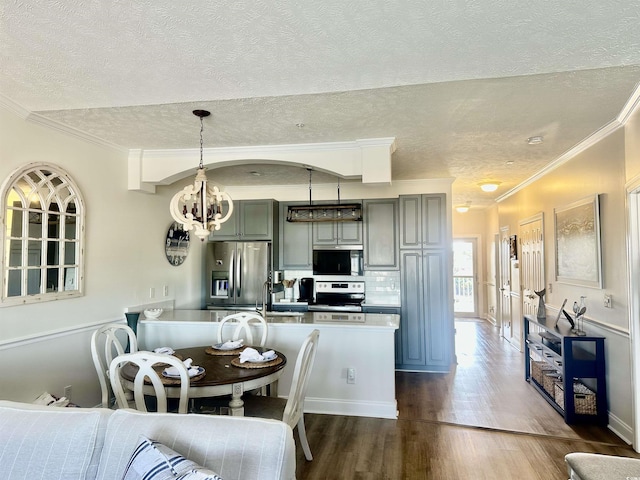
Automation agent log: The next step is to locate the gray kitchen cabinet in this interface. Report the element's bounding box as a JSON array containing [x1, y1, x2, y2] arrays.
[[399, 194, 445, 249], [209, 199, 278, 241], [363, 198, 399, 270], [398, 249, 451, 371], [312, 201, 363, 246], [396, 192, 452, 372], [278, 202, 313, 269]]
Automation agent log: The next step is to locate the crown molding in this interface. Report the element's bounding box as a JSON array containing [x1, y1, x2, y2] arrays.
[[26, 112, 127, 152], [497, 81, 640, 203], [0, 93, 31, 119]]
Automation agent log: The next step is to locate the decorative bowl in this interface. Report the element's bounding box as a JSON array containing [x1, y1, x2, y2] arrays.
[[144, 308, 163, 319]]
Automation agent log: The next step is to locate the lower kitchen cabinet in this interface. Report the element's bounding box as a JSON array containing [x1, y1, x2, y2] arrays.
[[397, 249, 452, 371]]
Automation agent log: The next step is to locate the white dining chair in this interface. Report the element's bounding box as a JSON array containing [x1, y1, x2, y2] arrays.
[[90, 323, 138, 408], [217, 311, 268, 347], [242, 329, 320, 461], [109, 351, 191, 414]]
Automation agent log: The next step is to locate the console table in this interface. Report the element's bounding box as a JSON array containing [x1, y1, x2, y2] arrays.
[[524, 315, 607, 425]]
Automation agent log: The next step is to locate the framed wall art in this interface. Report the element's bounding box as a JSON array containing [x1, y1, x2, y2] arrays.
[[554, 195, 602, 288]]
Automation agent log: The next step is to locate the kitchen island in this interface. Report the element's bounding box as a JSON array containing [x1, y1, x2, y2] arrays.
[[138, 309, 400, 419]]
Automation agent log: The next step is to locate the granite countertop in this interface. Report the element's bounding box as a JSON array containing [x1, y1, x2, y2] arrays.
[[140, 309, 399, 328]]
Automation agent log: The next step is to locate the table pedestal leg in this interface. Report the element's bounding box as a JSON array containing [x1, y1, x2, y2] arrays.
[[229, 383, 244, 416]]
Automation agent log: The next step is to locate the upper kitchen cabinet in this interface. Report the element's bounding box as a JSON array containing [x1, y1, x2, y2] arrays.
[[279, 202, 313, 270], [363, 198, 399, 270], [209, 199, 278, 241], [399, 194, 446, 249], [312, 201, 363, 246]]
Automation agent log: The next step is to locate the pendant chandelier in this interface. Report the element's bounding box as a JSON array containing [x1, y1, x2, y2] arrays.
[[286, 168, 362, 223], [169, 110, 234, 241]]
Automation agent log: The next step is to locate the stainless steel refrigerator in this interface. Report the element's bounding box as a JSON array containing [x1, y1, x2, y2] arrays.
[[205, 241, 271, 309]]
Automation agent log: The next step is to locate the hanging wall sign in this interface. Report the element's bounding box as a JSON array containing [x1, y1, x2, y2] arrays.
[[165, 222, 190, 266]]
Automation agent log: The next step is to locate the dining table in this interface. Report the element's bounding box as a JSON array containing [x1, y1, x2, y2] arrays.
[[119, 345, 287, 416]]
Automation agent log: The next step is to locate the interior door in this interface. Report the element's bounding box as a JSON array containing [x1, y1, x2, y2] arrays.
[[499, 226, 512, 341], [519, 214, 545, 318]]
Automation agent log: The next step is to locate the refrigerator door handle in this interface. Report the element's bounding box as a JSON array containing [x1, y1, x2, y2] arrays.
[[229, 248, 235, 297], [236, 248, 242, 297]]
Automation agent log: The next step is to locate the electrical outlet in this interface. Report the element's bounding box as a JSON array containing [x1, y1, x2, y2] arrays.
[[149, 287, 155, 299], [604, 294, 612, 308], [548, 283, 553, 293], [64, 385, 72, 401], [347, 367, 356, 384], [163, 285, 169, 297]]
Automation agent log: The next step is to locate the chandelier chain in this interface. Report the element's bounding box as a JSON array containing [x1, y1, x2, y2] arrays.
[[199, 115, 204, 169]]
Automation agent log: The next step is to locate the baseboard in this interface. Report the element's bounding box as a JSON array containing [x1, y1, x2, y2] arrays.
[[608, 411, 634, 446], [304, 397, 398, 419]]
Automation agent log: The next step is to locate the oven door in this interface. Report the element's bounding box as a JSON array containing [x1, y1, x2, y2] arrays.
[[308, 304, 362, 312]]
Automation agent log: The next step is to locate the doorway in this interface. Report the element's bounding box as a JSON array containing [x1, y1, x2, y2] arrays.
[[453, 238, 479, 317]]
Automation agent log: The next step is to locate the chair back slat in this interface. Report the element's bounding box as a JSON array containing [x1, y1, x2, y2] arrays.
[[90, 324, 137, 408], [109, 351, 190, 414], [282, 329, 320, 427], [217, 312, 268, 347]]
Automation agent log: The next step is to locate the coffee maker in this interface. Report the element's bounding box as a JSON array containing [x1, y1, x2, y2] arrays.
[[298, 277, 314, 303]]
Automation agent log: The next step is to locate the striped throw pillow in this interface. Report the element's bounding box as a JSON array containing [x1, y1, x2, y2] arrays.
[[122, 435, 223, 480]]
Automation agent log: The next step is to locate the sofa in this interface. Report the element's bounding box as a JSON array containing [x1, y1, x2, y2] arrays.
[[565, 452, 640, 480], [0, 400, 296, 480]]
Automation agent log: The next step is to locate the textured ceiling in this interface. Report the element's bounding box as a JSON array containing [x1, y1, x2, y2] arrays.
[[2, 0, 640, 208]]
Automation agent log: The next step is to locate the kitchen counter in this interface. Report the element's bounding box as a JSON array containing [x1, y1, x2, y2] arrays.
[[140, 309, 399, 329], [138, 308, 399, 419]]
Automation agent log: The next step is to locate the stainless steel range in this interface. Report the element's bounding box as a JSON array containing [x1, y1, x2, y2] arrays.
[[309, 281, 365, 312]]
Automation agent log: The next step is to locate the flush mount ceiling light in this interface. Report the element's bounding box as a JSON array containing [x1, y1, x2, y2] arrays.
[[169, 110, 234, 241], [479, 182, 501, 192], [527, 136, 544, 145], [287, 169, 362, 223], [455, 202, 471, 213]]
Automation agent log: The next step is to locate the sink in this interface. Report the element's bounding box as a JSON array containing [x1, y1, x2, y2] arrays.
[[265, 311, 305, 317]]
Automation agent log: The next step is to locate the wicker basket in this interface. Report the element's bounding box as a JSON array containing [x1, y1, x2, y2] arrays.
[[531, 360, 556, 385], [553, 381, 597, 415], [542, 371, 562, 396]]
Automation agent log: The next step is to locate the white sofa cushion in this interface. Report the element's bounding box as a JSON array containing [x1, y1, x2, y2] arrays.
[[96, 409, 295, 480], [0, 400, 112, 480], [122, 435, 223, 480]]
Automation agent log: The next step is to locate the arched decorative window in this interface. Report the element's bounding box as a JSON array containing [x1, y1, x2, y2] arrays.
[[1, 163, 85, 306]]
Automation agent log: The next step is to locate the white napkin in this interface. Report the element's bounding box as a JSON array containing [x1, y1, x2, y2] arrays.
[[163, 358, 201, 377], [154, 347, 174, 355], [239, 347, 276, 363], [220, 339, 243, 349]]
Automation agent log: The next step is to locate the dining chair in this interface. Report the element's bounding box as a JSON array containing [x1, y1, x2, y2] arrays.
[[217, 311, 268, 347], [109, 351, 191, 414], [242, 329, 320, 461], [90, 323, 138, 408]]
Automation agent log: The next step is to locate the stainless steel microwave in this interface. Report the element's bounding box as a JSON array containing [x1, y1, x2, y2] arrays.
[[312, 247, 363, 276]]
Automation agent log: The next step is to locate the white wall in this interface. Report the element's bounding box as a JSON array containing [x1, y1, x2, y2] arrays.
[[0, 105, 204, 406]]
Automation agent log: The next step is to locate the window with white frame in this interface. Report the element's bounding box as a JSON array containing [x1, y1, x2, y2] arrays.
[[1, 163, 85, 305]]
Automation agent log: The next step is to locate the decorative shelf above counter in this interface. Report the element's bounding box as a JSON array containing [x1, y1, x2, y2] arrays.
[[524, 315, 607, 425]]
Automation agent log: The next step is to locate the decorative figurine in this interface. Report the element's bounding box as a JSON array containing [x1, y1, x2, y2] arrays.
[[535, 289, 546, 320], [574, 296, 587, 336]]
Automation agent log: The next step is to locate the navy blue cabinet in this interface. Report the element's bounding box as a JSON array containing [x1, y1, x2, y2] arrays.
[[524, 315, 607, 425]]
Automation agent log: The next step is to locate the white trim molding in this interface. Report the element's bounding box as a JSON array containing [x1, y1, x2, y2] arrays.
[[127, 137, 397, 191]]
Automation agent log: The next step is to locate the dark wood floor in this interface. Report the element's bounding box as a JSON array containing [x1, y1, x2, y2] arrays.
[[294, 318, 638, 479]]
